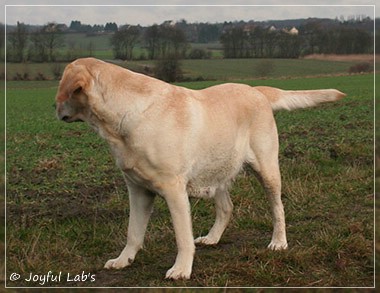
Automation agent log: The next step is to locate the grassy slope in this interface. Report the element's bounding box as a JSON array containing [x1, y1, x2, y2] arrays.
[[5, 58, 359, 82], [5, 73, 374, 287]]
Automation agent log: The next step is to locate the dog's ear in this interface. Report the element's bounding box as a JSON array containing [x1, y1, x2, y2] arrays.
[[73, 85, 82, 94], [70, 79, 87, 96], [56, 66, 90, 103], [56, 81, 84, 102]]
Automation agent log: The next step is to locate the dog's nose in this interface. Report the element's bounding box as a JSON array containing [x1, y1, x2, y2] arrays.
[[61, 116, 70, 122]]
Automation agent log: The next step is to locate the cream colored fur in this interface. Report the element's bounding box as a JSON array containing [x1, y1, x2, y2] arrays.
[[55, 58, 345, 280]]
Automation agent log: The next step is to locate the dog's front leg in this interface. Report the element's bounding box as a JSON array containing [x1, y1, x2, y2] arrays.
[[104, 184, 155, 269], [162, 185, 195, 280]]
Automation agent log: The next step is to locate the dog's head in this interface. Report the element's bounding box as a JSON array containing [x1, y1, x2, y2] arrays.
[[55, 58, 96, 123]]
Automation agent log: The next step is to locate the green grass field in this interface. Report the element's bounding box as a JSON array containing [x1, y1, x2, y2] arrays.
[[60, 33, 224, 60], [5, 57, 363, 83], [5, 67, 374, 287]]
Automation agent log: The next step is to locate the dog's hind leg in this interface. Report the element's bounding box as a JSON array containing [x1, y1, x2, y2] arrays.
[[194, 185, 233, 245], [248, 119, 288, 250], [256, 161, 288, 250], [104, 183, 155, 269]]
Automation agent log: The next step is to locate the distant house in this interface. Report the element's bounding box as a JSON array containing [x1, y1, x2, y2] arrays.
[[288, 27, 299, 35], [280, 26, 299, 35]]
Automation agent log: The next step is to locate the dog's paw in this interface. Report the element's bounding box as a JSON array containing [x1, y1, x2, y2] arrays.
[[194, 236, 218, 245], [267, 240, 288, 251], [104, 256, 133, 269], [165, 265, 191, 280]]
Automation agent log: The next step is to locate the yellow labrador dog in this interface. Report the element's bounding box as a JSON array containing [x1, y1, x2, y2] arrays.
[[55, 58, 345, 280]]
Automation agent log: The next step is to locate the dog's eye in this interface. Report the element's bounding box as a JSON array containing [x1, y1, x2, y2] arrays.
[[74, 86, 82, 94]]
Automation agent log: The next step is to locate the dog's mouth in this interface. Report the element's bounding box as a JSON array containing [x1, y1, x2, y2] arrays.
[[61, 116, 84, 123]]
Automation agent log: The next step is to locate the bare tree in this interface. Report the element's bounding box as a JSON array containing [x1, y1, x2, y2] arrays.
[[7, 21, 28, 62], [145, 24, 160, 59], [111, 25, 140, 60], [144, 23, 187, 59], [29, 22, 64, 62], [220, 27, 246, 58], [43, 23, 64, 61], [30, 31, 48, 62]]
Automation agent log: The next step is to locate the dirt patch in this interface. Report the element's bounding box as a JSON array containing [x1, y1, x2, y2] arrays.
[[7, 178, 127, 227], [303, 54, 374, 63]]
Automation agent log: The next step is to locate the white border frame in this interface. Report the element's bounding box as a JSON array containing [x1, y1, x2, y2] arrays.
[[3, 4, 376, 289]]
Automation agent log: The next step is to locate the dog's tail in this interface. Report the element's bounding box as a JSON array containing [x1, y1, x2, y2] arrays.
[[255, 86, 346, 111]]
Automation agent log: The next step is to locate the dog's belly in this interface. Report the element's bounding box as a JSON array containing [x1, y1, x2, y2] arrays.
[[187, 185, 217, 198], [186, 154, 244, 198]]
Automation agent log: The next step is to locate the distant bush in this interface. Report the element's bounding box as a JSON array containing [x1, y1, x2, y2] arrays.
[[12, 72, 23, 81], [348, 62, 372, 74], [154, 57, 183, 83], [255, 60, 275, 78], [138, 52, 147, 60], [180, 75, 209, 82], [35, 72, 47, 81], [51, 63, 63, 80], [188, 48, 212, 59], [12, 72, 30, 81]]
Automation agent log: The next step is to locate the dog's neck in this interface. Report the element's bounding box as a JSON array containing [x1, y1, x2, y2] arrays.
[[83, 68, 180, 144], [85, 89, 167, 143], [85, 98, 151, 140]]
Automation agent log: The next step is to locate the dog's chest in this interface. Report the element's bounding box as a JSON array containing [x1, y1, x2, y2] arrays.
[[107, 135, 246, 198]]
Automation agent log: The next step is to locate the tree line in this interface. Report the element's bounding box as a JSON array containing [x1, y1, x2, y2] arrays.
[[69, 20, 118, 33], [111, 23, 188, 60], [220, 19, 373, 58], [7, 22, 65, 62], [5, 17, 374, 63], [220, 26, 301, 58]]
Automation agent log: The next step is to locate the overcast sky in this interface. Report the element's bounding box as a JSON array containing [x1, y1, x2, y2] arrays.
[[2, 0, 377, 27]]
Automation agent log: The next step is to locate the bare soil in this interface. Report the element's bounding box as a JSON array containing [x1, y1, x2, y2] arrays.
[[303, 54, 374, 63]]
